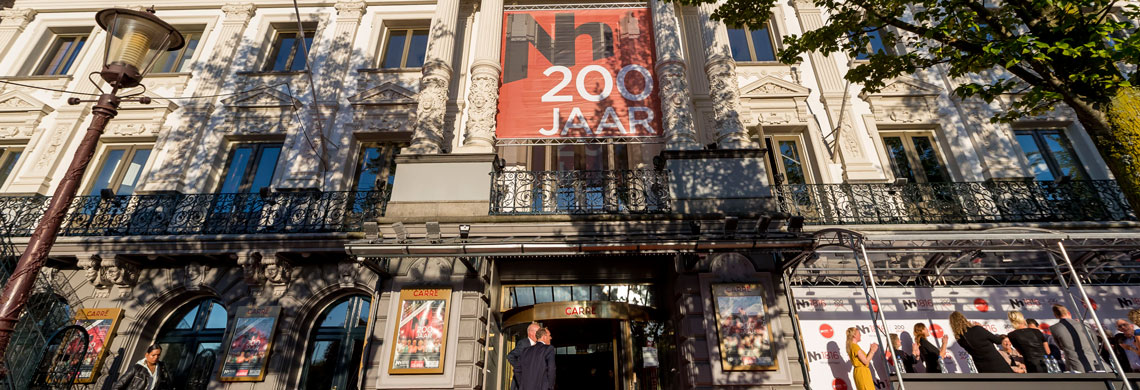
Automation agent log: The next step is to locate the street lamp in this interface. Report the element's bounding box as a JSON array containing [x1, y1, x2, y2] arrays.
[[0, 8, 182, 356]]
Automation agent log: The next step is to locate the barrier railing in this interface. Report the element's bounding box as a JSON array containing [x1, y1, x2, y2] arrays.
[[490, 169, 672, 215]]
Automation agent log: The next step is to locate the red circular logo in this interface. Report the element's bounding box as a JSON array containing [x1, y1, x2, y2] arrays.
[[974, 298, 990, 312], [820, 324, 834, 339], [870, 299, 880, 313], [1086, 298, 1099, 310], [833, 378, 849, 390], [931, 324, 944, 339]]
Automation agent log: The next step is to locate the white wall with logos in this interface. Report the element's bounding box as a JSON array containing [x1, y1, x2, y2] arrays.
[[790, 285, 1140, 390]]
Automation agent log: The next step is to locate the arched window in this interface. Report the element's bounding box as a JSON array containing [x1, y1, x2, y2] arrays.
[[155, 299, 228, 390], [299, 295, 371, 390]]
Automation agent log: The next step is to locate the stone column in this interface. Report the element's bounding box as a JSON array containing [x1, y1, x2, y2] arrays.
[[458, 0, 504, 152], [142, 3, 257, 193], [406, 0, 461, 154], [792, 0, 882, 181], [651, 0, 700, 151], [0, 9, 36, 60], [696, 3, 757, 150]]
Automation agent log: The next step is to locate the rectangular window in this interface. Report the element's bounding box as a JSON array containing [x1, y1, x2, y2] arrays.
[[1014, 129, 1088, 181], [853, 29, 889, 60], [34, 35, 87, 75], [764, 136, 810, 185], [264, 30, 315, 72], [727, 24, 777, 62], [353, 143, 403, 192], [217, 143, 282, 193], [86, 146, 151, 195], [380, 28, 429, 68], [0, 148, 23, 189], [881, 133, 950, 183], [153, 29, 203, 73]]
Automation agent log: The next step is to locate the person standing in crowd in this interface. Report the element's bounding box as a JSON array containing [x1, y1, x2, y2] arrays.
[[846, 327, 878, 390], [950, 311, 1013, 373], [519, 327, 556, 390], [1028, 318, 1066, 371], [1007, 311, 1050, 373], [1129, 309, 1140, 346], [507, 322, 541, 390], [999, 336, 1027, 373], [1050, 304, 1101, 372], [1114, 319, 1140, 372], [888, 333, 917, 373], [114, 344, 172, 390], [913, 322, 948, 373]]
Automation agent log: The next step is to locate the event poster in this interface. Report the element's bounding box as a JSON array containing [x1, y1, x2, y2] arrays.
[[496, 7, 662, 140], [389, 288, 451, 374], [219, 306, 280, 382], [73, 308, 123, 383], [711, 283, 778, 371]]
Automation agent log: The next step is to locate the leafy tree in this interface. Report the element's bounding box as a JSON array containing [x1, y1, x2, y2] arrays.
[[682, 0, 1140, 216]]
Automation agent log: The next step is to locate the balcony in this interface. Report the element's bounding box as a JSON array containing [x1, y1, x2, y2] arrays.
[[0, 190, 388, 237], [490, 169, 672, 215], [774, 180, 1137, 225]]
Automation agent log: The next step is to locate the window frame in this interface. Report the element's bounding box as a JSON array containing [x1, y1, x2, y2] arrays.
[[152, 28, 205, 74], [155, 299, 229, 389], [262, 28, 316, 72], [1013, 128, 1090, 181], [726, 22, 779, 63], [33, 34, 89, 76], [852, 27, 892, 61], [763, 135, 813, 185], [0, 147, 24, 191], [216, 143, 284, 194], [878, 131, 952, 184], [298, 295, 372, 390], [82, 144, 153, 196], [352, 143, 404, 192], [378, 27, 430, 69]]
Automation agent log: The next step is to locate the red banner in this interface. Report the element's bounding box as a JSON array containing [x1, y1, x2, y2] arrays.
[[497, 8, 661, 140]]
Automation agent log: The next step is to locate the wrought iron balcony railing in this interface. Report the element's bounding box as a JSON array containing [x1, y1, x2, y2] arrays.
[[774, 180, 1137, 225], [490, 169, 671, 215], [0, 190, 388, 237]]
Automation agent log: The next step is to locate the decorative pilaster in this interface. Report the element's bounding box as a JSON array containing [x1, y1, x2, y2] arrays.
[[459, 0, 505, 152], [407, 0, 461, 154], [0, 9, 36, 60], [650, 0, 700, 151], [142, 3, 257, 193], [697, 3, 757, 150]]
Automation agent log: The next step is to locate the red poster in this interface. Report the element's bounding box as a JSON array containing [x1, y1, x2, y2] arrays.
[[497, 8, 661, 140]]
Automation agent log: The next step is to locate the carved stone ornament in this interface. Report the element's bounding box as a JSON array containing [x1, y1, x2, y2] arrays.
[[739, 76, 811, 98], [838, 119, 865, 158], [180, 262, 211, 291], [103, 257, 140, 297], [338, 260, 358, 288], [348, 81, 418, 106], [0, 90, 53, 140], [462, 65, 500, 147], [236, 252, 265, 286], [334, 0, 367, 20], [262, 254, 294, 297], [407, 65, 452, 153], [223, 85, 300, 109], [705, 57, 758, 149], [221, 3, 257, 20], [0, 9, 37, 28], [655, 60, 700, 150], [106, 122, 156, 136], [35, 125, 70, 169]]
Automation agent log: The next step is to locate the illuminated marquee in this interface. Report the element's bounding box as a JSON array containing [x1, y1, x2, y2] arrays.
[[496, 7, 661, 140]]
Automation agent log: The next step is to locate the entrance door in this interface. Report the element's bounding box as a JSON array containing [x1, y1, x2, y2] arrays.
[[502, 318, 623, 390]]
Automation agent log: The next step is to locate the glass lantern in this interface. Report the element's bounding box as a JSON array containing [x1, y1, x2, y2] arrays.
[[95, 8, 185, 89]]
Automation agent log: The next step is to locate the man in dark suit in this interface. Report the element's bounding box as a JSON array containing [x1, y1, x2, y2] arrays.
[[507, 322, 541, 389], [519, 327, 556, 390]]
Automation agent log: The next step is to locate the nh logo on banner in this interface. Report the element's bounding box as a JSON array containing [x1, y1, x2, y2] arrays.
[[497, 8, 662, 139]]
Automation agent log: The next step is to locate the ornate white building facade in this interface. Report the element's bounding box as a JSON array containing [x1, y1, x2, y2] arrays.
[[0, 0, 1136, 389]]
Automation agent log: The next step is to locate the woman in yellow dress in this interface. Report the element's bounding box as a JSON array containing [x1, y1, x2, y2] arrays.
[[846, 327, 879, 390]]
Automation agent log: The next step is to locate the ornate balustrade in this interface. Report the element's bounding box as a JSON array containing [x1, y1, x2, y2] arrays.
[[490, 169, 672, 215], [774, 180, 1136, 224], [0, 190, 388, 237]]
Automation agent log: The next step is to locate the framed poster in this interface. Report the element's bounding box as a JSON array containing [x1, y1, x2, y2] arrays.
[[219, 306, 280, 382], [711, 283, 778, 371], [388, 288, 451, 374], [73, 308, 124, 383]]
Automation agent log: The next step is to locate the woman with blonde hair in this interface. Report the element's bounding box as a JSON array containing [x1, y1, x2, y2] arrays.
[[950, 311, 1013, 373], [846, 327, 878, 390], [913, 322, 948, 373], [1006, 310, 1050, 373]]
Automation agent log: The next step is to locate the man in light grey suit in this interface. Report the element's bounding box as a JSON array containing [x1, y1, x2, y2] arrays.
[[1050, 304, 1102, 372], [506, 322, 541, 390]]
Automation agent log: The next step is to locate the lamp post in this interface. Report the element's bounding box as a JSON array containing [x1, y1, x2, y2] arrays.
[[0, 8, 183, 356]]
